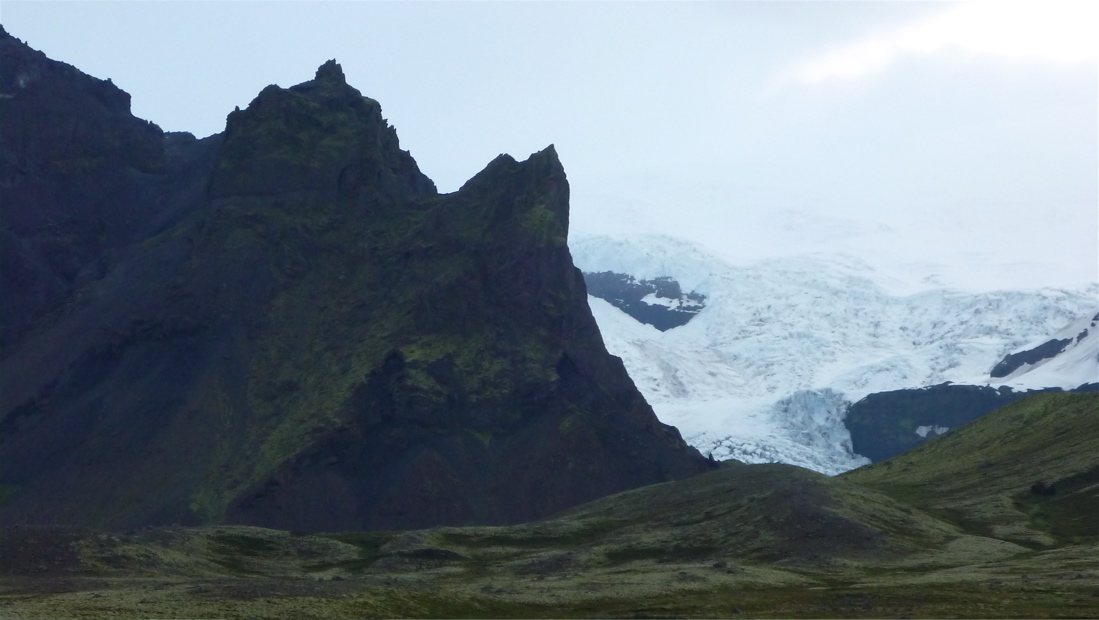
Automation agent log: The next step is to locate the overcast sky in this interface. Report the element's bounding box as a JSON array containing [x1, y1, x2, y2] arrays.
[[4, 1, 1097, 292]]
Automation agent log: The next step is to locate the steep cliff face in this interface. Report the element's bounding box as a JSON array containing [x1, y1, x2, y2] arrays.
[[0, 32, 711, 530], [0, 25, 219, 353]]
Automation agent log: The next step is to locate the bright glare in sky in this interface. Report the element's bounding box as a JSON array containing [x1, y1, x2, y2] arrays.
[[789, 1, 1099, 85]]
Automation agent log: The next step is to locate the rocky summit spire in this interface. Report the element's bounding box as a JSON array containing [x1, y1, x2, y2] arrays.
[[210, 60, 436, 200], [314, 59, 346, 84]]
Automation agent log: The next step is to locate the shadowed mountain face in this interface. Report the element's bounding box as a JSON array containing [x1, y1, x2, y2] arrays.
[[990, 338, 1072, 378], [0, 31, 711, 531], [0, 25, 217, 353], [846, 383, 1098, 463]]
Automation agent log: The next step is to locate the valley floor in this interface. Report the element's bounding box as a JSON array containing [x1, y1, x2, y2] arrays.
[[5, 393, 1096, 619], [2, 524, 1097, 619]]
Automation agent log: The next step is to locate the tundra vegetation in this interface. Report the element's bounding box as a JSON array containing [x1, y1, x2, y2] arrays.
[[2, 393, 1096, 618]]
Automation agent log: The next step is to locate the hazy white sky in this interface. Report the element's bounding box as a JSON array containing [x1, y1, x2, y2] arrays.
[[4, 1, 1097, 291]]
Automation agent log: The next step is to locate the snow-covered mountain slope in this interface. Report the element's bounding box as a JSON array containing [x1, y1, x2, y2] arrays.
[[984, 312, 1098, 390], [572, 234, 1099, 475]]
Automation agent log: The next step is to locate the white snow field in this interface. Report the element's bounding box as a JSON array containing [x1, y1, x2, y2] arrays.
[[571, 234, 1098, 475]]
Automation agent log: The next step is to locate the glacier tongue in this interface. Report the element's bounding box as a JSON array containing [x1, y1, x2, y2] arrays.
[[574, 234, 1098, 475], [688, 390, 870, 475]]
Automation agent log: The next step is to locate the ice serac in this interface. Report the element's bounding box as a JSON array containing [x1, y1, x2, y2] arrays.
[[0, 42, 711, 531]]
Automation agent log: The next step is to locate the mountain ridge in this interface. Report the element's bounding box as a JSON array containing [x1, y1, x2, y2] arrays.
[[0, 33, 712, 531]]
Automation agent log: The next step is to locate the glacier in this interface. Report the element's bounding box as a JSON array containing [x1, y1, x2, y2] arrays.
[[572, 234, 1098, 475]]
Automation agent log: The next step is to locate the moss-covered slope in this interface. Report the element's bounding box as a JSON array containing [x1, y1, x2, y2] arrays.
[[844, 392, 1099, 548], [3, 395, 1096, 618], [0, 42, 711, 530]]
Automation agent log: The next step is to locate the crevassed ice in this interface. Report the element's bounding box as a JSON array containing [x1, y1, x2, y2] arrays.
[[574, 233, 1097, 475]]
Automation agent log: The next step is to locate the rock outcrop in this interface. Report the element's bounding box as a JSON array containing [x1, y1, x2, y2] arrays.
[[845, 382, 1097, 463], [583, 271, 706, 331]]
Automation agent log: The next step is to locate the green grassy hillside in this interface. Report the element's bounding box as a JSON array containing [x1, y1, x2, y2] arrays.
[[845, 392, 1099, 548]]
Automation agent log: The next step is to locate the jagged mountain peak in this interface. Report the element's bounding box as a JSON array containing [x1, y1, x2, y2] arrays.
[[0, 28, 183, 352], [1, 44, 711, 531], [286, 59, 365, 107], [456, 145, 569, 244], [0, 28, 164, 172], [313, 58, 346, 83], [460, 145, 563, 191], [212, 63, 436, 200]]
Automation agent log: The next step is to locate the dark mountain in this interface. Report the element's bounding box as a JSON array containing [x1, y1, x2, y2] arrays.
[[0, 30, 712, 531], [990, 337, 1072, 378], [0, 25, 219, 353]]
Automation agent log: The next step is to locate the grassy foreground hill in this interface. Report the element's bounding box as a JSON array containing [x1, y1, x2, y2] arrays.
[[844, 391, 1099, 548], [3, 392, 1096, 618]]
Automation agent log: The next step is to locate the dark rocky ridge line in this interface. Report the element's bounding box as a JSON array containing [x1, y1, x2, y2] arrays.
[[990, 312, 1098, 378], [583, 271, 706, 331], [0, 29, 713, 531], [990, 338, 1072, 378], [0, 25, 221, 354]]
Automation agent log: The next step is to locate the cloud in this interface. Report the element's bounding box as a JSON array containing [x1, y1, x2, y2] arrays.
[[783, 1, 1099, 86]]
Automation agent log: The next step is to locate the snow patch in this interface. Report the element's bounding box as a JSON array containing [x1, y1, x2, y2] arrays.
[[640, 293, 680, 308], [914, 425, 949, 438]]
